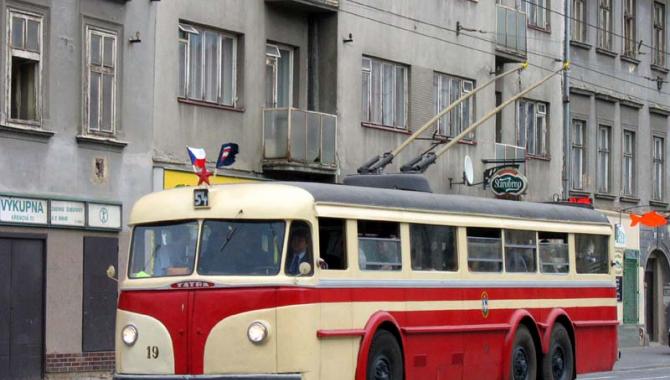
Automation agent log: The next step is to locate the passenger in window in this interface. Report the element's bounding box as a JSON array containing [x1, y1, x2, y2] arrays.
[[154, 232, 194, 276], [377, 239, 400, 270], [286, 227, 313, 276]]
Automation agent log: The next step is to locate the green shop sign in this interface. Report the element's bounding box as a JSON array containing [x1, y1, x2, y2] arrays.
[[490, 169, 527, 196]]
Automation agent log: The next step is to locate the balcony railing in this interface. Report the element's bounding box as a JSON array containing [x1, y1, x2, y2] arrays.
[[263, 108, 337, 172], [496, 4, 527, 59], [495, 143, 526, 162]]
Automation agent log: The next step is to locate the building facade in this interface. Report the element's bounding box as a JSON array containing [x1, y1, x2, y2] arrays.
[[568, 0, 670, 346], [2, 0, 651, 379]]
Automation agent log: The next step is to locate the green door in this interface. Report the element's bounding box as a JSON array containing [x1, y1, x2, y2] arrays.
[[623, 250, 639, 324]]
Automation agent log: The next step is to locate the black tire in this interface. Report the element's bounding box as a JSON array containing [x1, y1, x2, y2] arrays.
[[510, 325, 538, 380], [541, 324, 574, 380], [366, 329, 404, 380]]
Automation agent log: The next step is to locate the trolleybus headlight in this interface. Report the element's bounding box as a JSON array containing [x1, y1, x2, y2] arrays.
[[122, 324, 138, 346], [247, 321, 269, 344]]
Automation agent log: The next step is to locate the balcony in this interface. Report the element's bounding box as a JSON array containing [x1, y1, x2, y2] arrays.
[[496, 4, 527, 63], [264, 0, 338, 13], [263, 108, 337, 176]]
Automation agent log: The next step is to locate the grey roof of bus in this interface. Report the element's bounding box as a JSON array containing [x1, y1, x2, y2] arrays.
[[280, 182, 611, 225]]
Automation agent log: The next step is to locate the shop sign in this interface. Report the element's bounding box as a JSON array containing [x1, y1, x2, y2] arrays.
[[490, 168, 527, 196], [50, 201, 85, 227], [614, 224, 626, 248], [0, 196, 48, 225], [88, 204, 121, 229]]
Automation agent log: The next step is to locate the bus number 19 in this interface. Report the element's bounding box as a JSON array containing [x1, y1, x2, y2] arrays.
[[146, 346, 159, 359]]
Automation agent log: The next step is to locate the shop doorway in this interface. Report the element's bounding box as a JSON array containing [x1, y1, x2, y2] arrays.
[[0, 238, 45, 380], [644, 250, 670, 344]]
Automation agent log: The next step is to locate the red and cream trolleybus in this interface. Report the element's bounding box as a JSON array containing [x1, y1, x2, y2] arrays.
[[114, 181, 618, 380]]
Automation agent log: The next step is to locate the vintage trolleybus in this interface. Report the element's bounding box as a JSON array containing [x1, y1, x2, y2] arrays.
[[114, 182, 618, 380]]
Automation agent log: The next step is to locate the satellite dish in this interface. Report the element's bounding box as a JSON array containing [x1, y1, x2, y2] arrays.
[[463, 155, 474, 186]]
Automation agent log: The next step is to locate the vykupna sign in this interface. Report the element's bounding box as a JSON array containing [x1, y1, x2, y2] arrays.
[[0, 197, 48, 224], [490, 168, 528, 196]]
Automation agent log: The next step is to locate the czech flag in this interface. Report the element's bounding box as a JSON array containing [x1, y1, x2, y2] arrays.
[[187, 147, 207, 168], [216, 143, 239, 168]]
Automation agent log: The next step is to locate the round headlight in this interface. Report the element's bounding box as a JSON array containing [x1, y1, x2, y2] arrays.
[[247, 321, 269, 344], [122, 324, 138, 346]]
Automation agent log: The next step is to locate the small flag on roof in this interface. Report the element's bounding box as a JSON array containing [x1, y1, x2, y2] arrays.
[[216, 143, 239, 168], [187, 147, 207, 169]]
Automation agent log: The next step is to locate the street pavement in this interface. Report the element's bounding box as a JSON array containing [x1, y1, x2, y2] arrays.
[[578, 344, 670, 380]]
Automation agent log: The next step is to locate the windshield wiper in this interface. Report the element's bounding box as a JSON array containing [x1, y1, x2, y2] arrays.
[[219, 225, 238, 253]]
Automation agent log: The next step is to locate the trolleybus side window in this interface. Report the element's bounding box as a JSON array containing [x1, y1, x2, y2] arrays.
[[358, 220, 401, 271], [409, 224, 457, 271], [129, 221, 198, 278], [198, 220, 286, 276], [285, 221, 314, 276], [504, 230, 537, 273], [538, 232, 569, 274], [318, 218, 347, 270], [575, 234, 609, 274], [467, 227, 502, 272]]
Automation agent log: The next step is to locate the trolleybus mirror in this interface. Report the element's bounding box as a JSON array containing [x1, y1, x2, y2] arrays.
[[298, 262, 312, 276], [464, 155, 474, 186], [106, 265, 118, 282]]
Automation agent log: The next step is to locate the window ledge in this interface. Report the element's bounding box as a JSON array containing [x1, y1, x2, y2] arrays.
[[649, 200, 669, 208], [650, 64, 670, 74], [434, 135, 477, 145], [595, 48, 618, 58], [620, 55, 640, 65], [527, 154, 551, 161], [569, 190, 591, 197], [619, 195, 640, 204], [528, 24, 551, 34], [0, 123, 54, 138], [361, 122, 411, 135], [570, 40, 592, 50], [178, 97, 245, 112], [76, 134, 128, 148], [594, 193, 617, 200]]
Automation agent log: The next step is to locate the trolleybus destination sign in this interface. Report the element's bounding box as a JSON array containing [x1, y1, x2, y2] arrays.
[[490, 168, 527, 196]]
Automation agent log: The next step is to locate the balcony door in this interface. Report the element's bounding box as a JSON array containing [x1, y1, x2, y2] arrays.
[[265, 43, 293, 108]]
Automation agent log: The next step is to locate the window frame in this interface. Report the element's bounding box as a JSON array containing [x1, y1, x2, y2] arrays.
[[6, 9, 43, 126], [653, 135, 664, 201], [433, 71, 475, 139], [265, 42, 294, 109], [653, 2, 666, 67], [622, 130, 636, 196], [178, 21, 238, 107], [597, 125, 611, 194], [598, 0, 613, 51], [361, 56, 408, 130], [526, 0, 550, 30], [517, 99, 549, 158], [572, 0, 586, 42], [85, 25, 117, 135], [571, 119, 585, 190], [623, 0, 636, 57]]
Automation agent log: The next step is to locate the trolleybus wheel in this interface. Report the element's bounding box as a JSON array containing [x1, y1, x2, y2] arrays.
[[510, 325, 537, 380], [367, 329, 403, 380], [541, 324, 574, 380]]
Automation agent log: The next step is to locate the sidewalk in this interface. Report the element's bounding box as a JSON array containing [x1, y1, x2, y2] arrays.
[[615, 344, 670, 371]]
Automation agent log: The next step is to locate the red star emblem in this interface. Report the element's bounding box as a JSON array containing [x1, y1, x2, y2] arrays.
[[196, 166, 213, 186]]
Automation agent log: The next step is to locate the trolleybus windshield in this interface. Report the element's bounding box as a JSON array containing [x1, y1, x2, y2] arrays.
[[129, 221, 198, 278]]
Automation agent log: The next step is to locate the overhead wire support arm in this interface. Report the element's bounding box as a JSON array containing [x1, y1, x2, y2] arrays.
[[356, 62, 528, 174], [403, 62, 569, 173]]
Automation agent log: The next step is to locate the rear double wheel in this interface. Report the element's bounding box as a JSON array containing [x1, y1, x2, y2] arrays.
[[367, 330, 404, 380], [541, 324, 574, 380], [510, 325, 537, 380]]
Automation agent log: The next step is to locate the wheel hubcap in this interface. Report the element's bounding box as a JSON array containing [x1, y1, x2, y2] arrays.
[[373, 355, 392, 380], [552, 347, 565, 379], [513, 347, 529, 380]]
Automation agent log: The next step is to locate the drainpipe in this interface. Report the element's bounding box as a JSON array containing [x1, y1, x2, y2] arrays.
[[562, 0, 571, 199]]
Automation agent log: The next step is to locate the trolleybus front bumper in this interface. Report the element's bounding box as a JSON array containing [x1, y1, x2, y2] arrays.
[[113, 374, 301, 380]]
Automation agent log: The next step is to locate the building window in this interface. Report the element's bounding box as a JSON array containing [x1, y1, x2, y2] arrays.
[[517, 100, 548, 157], [361, 56, 408, 129], [653, 136, 664, 200], [653, 2, 666, 67], [623, 130, 635, 196], [265, 44, 293, 108], [598, 0, 613, 50], [623, 0, 636, 57], [571, 120, 585, 190], [86, 27, 117, 134], [178, 22, 236, 106], [597, 125, 611, 193], [526, 0, 549, 29], [7, 10, 42, 125], [433, 72, 474, 138], [572, 0, 586, 42]]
